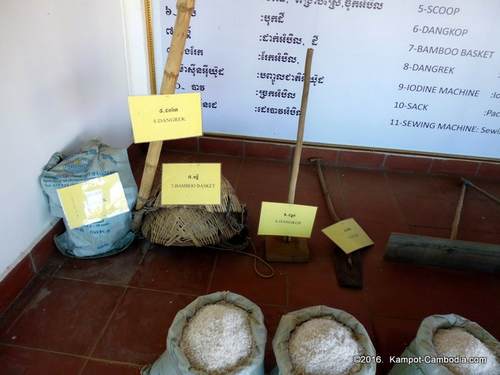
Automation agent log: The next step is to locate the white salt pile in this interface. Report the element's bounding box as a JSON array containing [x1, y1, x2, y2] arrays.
[[180, 303, 253, 374], [433, 327, 500, 375], [289, 317, 362, 375]]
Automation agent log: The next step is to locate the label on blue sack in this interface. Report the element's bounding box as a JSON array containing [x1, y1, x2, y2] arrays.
[[57, 173, 129, 229]]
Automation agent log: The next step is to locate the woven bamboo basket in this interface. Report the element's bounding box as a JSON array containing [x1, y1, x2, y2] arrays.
[[141, 175, 246, 247]]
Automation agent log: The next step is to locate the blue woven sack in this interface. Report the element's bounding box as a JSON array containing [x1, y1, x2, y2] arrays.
[[40, 141, 137, 258]]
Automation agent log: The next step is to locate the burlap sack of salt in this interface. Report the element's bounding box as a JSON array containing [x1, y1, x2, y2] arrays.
[[141, 291, 267, 375], [388, 314, 500, 375], [271, 306, 376, 375]]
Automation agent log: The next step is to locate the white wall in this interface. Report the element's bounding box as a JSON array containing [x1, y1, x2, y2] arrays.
[[0, 0, 144, 279]]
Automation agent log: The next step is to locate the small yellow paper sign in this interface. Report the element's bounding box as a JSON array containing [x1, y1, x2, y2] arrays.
[[57, 173, 129, 230], [161, 163, 221, 205], [257, 202, 317, 238], [128, 93, 202, 143], [322, 218, 374, 254]]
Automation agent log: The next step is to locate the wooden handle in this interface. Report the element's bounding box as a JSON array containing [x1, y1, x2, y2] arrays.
[[133, 0, 195, 230], [288, 48, 314, 204], [312, 158, 341, 222], [450, 183, 467, 240]]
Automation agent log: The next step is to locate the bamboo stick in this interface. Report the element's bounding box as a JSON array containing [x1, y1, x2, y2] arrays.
[[133, 0, 195, 231], [284, 49, 313, 243], [288, 48, 314, 204]]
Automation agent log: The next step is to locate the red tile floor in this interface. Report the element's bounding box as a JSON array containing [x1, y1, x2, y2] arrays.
[[1, 151, 499, 374]]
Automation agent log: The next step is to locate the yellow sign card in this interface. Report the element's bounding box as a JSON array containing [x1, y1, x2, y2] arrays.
[[57, 173, 129, 230], [161, 163, 221, 205], [128, 93, 202, 143], [257, 202, 317, 238], [322, 218, 374, 254]]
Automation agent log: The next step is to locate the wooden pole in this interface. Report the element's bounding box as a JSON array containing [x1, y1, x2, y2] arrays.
[[143, 0, 158, 95], [133, 0, 195, 231], [288, 48, 314, 204]]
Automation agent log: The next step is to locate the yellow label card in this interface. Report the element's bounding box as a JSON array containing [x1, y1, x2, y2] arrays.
[[322, 218, 374, 254], [161, 163, 221, 205], [57, 173, 129, 230], [257, 202, 317, 238], [128, 93, 202, 143]]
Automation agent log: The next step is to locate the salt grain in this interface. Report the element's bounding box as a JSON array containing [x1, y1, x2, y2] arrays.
[[433, 327, 500, 375], [289, 317, 362, 375], [181, 303, 253, 374]]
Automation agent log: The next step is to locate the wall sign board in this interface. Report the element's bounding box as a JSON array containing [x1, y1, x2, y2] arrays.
[[151, 0, 500, 159]]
